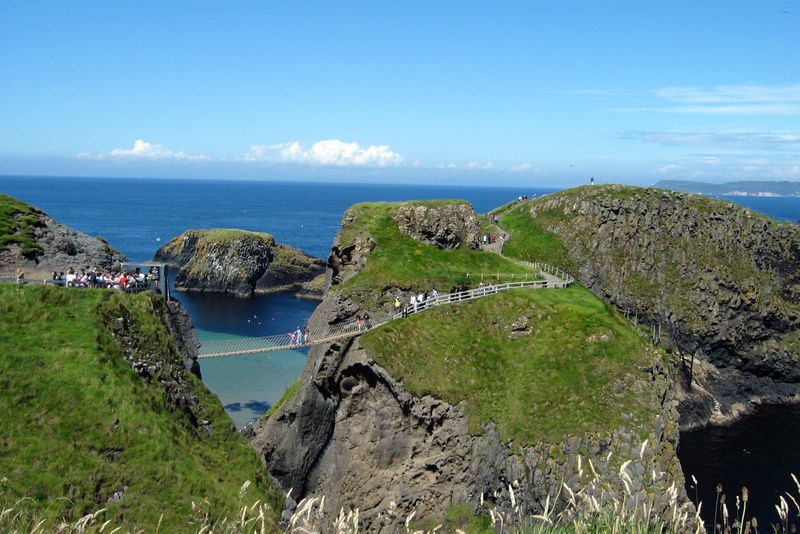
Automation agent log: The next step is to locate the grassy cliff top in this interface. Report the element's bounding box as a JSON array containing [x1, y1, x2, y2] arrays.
[[0, 193, 44, 256], [335, 201, 538, 303], [361, 285, 662, 444], [498, 184, 800, 338], [187, 228, 275, 244], [0, 284, 280, 531]]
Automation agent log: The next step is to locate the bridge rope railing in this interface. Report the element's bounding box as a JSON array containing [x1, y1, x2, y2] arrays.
[[198, 264, 572, 358]]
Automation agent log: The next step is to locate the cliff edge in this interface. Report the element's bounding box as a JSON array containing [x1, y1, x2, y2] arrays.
[[498, 185, 800, 428], [0, 193, 126, 277]]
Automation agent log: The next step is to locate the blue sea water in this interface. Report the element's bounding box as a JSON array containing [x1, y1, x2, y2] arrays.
[[0, 175, 550, 426]]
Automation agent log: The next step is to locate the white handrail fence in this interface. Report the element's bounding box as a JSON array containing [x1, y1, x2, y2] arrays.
[[198, 264, 572, 358]]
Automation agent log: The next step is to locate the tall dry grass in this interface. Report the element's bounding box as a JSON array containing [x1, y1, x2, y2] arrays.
[[3, 472, 800, 533]]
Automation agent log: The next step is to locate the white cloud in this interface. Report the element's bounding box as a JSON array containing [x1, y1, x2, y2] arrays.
[[621, 130, 800, 150], [656, 163, 681, 174], [244, 139, 404, 167], [613, 104, 800, 115], [774, 165, 800, 179], [655, 84, 800, 104], [79, 139, 210, 161], [510, 163, 536, 172], [613, 83, 800, 116]]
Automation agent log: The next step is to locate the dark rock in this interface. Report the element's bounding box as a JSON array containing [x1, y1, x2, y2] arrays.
[[525, 185, 800, 427], [154, 229, 325, 298], [393, 203, 482, 249], [0, 199, 126, 276]]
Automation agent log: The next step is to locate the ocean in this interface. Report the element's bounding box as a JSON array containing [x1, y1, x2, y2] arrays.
[[2, 174, 799, 528]]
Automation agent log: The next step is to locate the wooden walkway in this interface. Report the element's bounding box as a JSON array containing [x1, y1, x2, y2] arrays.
[[197, 266, 573, 359]]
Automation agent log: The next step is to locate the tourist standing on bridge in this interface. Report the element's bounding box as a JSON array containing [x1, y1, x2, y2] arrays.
[[410, 294, 417, 312], [362, 312, 370, 329], [295, 326, 303, 345], [394, 296, 401, 314]]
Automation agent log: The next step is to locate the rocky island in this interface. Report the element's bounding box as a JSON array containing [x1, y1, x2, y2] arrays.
[[248, 199, 688, 531], [155, 228, 326, 298]]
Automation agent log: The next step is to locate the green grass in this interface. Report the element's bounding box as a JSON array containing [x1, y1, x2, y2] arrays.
[[336, 202, 539, 305], [0, 193, 44, 256], [0, 284, 280, 531], [360, 286, 659, 444], [202, 228, 275, 243], [265, 378, 299, 418], [499, 202, 574, 271]]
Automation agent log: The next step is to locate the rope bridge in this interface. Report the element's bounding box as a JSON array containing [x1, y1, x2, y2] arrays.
[[198, 266, 572, 359]]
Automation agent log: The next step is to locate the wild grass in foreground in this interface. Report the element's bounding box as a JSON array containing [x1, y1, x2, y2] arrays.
[[2, 473, 799, 532], [0, 480, 277, 533]]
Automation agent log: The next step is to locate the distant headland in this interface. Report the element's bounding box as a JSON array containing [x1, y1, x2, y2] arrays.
[[655, 179, 800, 197]]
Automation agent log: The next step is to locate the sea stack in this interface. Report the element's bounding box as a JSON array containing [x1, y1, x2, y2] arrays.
[[155, 228, 326, 298]]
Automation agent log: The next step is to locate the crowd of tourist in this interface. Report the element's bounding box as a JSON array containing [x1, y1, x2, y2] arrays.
[[49, 266, 160, 291]]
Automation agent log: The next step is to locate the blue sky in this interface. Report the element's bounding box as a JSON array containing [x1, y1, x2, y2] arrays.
[[1, 1, 798, 186]]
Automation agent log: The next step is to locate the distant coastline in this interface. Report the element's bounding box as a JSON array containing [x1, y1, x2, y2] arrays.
[[655, 179, 800, 198]]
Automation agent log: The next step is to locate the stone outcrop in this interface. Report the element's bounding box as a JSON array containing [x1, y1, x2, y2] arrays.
[[393, 202, 481, 249], [521, 185, 800, 428], [0, 194, 125, 276], [154, 229, 326, 298], [249, 200, 689, 531]]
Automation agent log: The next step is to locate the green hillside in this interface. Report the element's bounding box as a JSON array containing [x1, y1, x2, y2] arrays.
[[0, 193, 44, 256], [361, 286, 663, 444], [0, 285, 280, 532]]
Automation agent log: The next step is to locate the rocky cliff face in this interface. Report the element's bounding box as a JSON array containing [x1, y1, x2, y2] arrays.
[[249, 200, 690, 531], [393, 202, 481, 249], [250, 335, 685, 531], [154, 229, 325, 298], [0, 194, 126, 275], [515, 185, 800, 427]]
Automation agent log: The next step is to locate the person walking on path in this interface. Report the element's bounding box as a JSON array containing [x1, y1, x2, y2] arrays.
[[15, 267, 24, 285]]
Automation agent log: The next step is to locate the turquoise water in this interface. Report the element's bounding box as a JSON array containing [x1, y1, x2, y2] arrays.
[[196, 329, 307, 428]]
